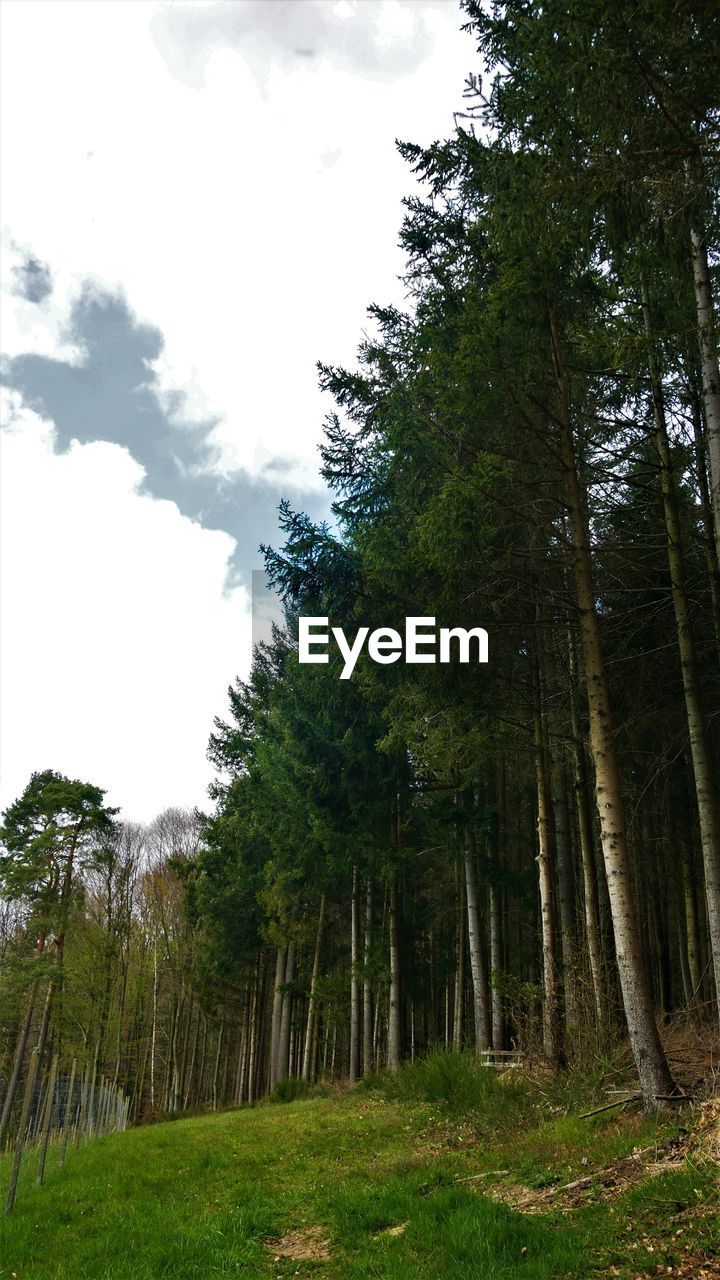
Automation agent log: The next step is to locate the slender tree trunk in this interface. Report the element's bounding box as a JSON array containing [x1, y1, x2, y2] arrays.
[[247, 956, 261, 1104], [269, 947, 286, 1091], [184, 1007, 200, 1109], [689, 382, 720, 652], [150, 939, 158, 1110], [643, 276, 720, 1016], [387, 869, 402, 1072], [237, 989, 250, 1104], [453, 863, 466, 1051], [568, 640, 609, 1036], [277, 942, 295, 1082], [350, 869, 361, 1082], [489, 880, 504, 1051], [170, 989, 185, 1111], [34, 978, 56, 1077], [176, 994, 191, 1110], [0, 975, 40, 1146], [196, 1009, 207, 1106], [35, 847, 78, 1073], [552, 753, 578, 1031], [212, 1015, 224, 1111], [682, 851, 703, 1005], [690, 222, 720, 558], [533, 678, 564, 1067], [548, 302, 675, 1105], [112, 964, 129, 1093], [302, 896, 326, 1083], [490, 764, 506, 1050], [373, 973, 382, 1068], [363, 878, 374, 1076], [463, 818, 492, 1053]]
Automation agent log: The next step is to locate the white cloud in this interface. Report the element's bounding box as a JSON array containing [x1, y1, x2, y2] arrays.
[[0, 395, 250, 820], [0, 0, 469, 477]]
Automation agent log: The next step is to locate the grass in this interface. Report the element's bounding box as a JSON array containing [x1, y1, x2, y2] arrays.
[[0, 1054, 717, 1279]]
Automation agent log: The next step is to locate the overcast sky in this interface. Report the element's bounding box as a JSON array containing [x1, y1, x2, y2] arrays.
[[0, 0, 472, 822]]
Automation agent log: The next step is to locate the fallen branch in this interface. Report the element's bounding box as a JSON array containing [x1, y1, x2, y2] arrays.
[[580, 1096, 640, 1118], [454, 1170, 510, 1183], [557, 1175, 593, 1192]]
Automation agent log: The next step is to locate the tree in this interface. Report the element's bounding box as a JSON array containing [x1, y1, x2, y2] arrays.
[[0, 770, 117, 1141]]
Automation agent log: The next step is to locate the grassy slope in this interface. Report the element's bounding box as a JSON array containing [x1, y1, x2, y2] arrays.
[[0, 1062, 717, 1279]]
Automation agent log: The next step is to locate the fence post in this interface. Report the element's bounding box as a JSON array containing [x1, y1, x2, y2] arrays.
[[86, 1064, 97, 1139], [59, 1057, 77, 1169], [31, 1071, 48, 1144], [36, 1054, 59, 1185], [77, 1064, 89, 1144], [4, 1047, 39, 1214], [98, 1075, 107, 1134]]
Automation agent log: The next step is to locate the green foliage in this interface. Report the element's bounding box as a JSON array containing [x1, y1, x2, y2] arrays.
[[0, 769, 118, 908], [269, 1075, 310, 1104], [361, 1050, 533, 1130]]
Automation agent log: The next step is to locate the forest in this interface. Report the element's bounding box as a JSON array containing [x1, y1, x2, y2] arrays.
[[1, 0, 720, 1244]]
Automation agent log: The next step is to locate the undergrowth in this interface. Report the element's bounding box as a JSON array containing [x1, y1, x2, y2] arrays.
[[361, 1050, 534, 1132]]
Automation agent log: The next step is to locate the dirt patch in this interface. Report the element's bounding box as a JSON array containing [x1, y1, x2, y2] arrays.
[[373, 1221, 408, 1239], [266, 1226, 331, 1261]]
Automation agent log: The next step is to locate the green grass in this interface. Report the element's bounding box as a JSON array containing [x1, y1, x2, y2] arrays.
[[0, 1056, 717, 1279]]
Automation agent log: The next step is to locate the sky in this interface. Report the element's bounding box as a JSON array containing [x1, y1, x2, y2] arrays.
[[0, 0, 473, 822]]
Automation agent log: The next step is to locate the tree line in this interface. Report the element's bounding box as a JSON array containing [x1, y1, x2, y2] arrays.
[[1, 0, 719, 1121]]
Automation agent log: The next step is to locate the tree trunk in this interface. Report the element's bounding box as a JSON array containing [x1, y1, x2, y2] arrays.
[[269, 947, 286, 1091], [642, 276, 720, 1017], [0, 975, 40, 1146], [552, 753, 578, 1031], [212, 1015, 224, 1111], [490, 765, 506, 1050], [548, 302, 675, 1105], [689, 380, 720, 652], [363, 878, 374, 1076], [247, 956, 261, 1103], [184, 1006, 200, 1109], [463, 818, 492, 1053], [302, 896, 326, 1083], [568, 639, 609, 1037], [690, 222, 720, 558], [277, 942, 295, 1082], [350, 869, 361, 1082], [150, 939, 158, 1110], [387, 869, 402, 1072], [533, 679, 564, 1067], [682, 850, 702, 1005], [489, 879, 504, 1051], [453, 863, 466, 1051]]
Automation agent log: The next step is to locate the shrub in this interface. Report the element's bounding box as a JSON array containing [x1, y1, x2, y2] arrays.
[[270, 1076, 310, 1103], [361, 1050, 534, 1133]]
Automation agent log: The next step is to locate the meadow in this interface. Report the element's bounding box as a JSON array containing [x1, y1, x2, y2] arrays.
[[1, 1056, 717, 1279]]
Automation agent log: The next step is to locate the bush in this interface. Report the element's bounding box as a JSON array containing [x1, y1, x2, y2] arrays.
[[269, 1076, 310, 1104], [360, 1051, 534, 1133]]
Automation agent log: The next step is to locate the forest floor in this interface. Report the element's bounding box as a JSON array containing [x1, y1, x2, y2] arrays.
[[0, 1054, 718, 1280]]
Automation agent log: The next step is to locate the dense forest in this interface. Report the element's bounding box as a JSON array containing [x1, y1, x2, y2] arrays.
[[2, 0, 720, 1137]]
